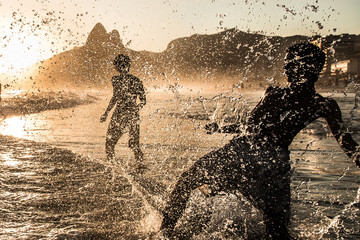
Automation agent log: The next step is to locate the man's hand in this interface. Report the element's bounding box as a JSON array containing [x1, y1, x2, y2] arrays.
[[100, 113, 108, 123], [353, 150, 360, 168], [205, 122, 219, 134]]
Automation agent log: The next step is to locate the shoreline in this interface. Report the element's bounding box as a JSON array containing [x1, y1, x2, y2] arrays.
[[0, 91, 97, 119], [0, 134, 149, 239]]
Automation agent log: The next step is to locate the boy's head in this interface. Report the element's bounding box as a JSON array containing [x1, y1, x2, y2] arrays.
[[284, 43, 325, 83], [114, 54, 131, 73]]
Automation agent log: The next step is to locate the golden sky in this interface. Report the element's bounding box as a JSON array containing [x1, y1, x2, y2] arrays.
[[0, 0, 359, 73]]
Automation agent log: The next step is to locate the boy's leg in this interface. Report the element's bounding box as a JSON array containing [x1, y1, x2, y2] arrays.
[[105, 127, 123, 181], [128, 112, 147, 174], [128, 115, 144, 163], [106, 117, 125, 163]]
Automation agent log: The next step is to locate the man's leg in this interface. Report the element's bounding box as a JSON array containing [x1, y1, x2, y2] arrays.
[[256, 170, 291, 239], [160, 146, 240, 238], [160, 163, 207, 237]]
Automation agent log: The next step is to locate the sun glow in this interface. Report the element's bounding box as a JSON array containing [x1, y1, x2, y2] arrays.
[[0, 27, 50, 74], [0, 116, 28, 139]]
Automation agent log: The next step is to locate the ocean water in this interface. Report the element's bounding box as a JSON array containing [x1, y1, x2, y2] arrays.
[[0, 89, 359, 239]]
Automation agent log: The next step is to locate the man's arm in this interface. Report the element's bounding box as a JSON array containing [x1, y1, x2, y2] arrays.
[[323, 98, 360, 167], [205, 122, 241, 134]]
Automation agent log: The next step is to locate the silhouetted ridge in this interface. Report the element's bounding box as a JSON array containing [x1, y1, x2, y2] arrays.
[[26, 23, 359, 90]]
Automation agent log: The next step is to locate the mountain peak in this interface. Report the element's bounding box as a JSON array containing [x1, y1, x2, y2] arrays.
[[85, 23, 124, 51], [93, 22, 106, 32], [86, 23, 108, 46]]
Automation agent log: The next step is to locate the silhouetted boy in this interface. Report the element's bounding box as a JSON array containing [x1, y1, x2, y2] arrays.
[[160, 43, 360, 239], [100, 54, 146, 173]]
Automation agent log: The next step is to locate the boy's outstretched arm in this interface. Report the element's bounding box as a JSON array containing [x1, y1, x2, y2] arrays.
[[324, 98, 360, 167]]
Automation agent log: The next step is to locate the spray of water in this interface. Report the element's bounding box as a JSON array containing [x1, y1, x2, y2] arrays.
[[105, 161, 164, 235]]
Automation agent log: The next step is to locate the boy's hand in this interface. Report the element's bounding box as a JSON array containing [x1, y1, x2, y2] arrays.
[[100, 113, 107, 123], [205, 122, 219, 134], [138, 102, 145, 109]]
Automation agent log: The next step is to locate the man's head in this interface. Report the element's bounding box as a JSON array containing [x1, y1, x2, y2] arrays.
[[114, 54, 131, 73], [284, 43, 325, 83]]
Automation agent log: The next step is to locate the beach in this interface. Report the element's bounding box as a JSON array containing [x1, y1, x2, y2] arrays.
[[0, 134, 155, 240], [0, 89, 359, 239]]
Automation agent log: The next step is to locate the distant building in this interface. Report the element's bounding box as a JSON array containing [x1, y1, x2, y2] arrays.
[[331, 60, 350, 73], [347, 52, 360, 75], [319, 34, 360, 77]]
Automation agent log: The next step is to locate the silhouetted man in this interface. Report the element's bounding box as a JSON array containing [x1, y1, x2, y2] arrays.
[[100, 54, 146, 173], [160, 43, 360, 239]]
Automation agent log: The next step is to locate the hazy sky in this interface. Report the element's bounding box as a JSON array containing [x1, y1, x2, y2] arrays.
[[0, 0, 359, 73]]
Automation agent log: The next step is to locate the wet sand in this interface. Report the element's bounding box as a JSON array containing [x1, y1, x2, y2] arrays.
[[0, 135, 149, 240]]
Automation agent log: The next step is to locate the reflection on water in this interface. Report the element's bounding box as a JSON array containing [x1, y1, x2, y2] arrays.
[[0, 152, 20, 167], [3, 159, 20, 167]]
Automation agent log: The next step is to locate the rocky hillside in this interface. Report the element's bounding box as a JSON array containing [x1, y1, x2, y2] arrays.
[[30, 23, 357, 90], [30, 23, 127, 88]]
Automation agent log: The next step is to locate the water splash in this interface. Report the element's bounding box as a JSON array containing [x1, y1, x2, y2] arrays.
[[105, 161, 164, 235], [315, 187, 360, 239]]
